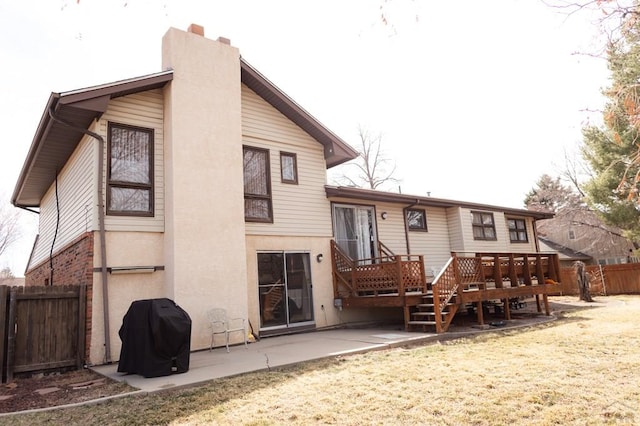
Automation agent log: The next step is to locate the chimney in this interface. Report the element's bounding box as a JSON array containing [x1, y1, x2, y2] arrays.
[[187, 23, 204, 37]]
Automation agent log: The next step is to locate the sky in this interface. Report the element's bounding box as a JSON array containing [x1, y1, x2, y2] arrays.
[[0, 0, 610, 275]]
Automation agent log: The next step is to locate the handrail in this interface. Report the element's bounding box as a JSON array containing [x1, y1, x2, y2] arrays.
[[431, 257, 459, 332], [378, 241, 395, 258], [330, 240, 357, 297], [331, 240, 427, 296]]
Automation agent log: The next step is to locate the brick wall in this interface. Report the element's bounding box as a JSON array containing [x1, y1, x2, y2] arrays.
[[26, 232, 94, 362]]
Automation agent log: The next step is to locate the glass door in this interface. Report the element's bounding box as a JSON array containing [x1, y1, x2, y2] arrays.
[[333, 204, 377, 261], [258, 252, 314, 330]]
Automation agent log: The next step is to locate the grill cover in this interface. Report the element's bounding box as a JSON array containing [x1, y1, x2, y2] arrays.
[[117, 298, 191, 378]]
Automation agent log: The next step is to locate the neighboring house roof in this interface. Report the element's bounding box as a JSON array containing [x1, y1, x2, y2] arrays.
[[325, 186, 555, 220], [538, 236, 592, 262], [0, 277, 25, 287], [13, 60, 358, 208]]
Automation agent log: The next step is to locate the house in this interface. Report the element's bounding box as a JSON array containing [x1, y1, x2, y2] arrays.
[[536, 209, 637, 265], [538, 236, 591, 268], [12, 25, 558, 367]]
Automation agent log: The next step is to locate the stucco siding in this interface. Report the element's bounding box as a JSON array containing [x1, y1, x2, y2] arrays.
[[242, 85, 333, 237], [28, 136, 96, 270], [98, 89, 165, 232], [90, 231, 165, 365]]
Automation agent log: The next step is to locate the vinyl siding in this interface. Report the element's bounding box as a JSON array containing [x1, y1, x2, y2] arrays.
[[407, 207, 453, 273], [374, 202, 407, 254], [99, 89, 165, 232], [28, 136, 96, 269], [446, 207, 464, 251], [504, 215, 538, 252], [328, 199, 454, 278], [242, 85, 332, 237], [456, 208, 538, 254]]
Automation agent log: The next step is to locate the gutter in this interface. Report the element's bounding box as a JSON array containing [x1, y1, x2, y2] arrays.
[[47, 107, 112, 364]]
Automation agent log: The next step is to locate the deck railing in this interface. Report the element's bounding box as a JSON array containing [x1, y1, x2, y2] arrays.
[[431, 257, 459, 333], [472, 252, 561, 287], [330, 241, 427, 297]]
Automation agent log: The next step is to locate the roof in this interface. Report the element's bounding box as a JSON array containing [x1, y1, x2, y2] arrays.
[[325, 186, 555, 220], [240, 59, 357, 168], [13, 61, 358, 208], [538, 236, 592, 261], [12, 71, 174, 208]]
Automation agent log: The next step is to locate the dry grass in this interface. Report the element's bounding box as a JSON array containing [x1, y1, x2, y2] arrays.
[[4, 295, 640, 425]]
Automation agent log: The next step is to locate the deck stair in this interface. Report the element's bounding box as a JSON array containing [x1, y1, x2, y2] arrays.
[[407, 285, 457, 332]]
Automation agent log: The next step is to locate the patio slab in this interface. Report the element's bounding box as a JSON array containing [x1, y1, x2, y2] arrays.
[[92, 327, 437, 393]]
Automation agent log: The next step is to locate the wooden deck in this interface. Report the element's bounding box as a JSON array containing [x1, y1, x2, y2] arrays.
[[331, 241, 561, 332]]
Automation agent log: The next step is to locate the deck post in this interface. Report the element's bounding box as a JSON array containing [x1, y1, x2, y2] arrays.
[[543, 294, 550, 315], [403, 306, 411, 331], [503, 298, 511, 320], [523, 254, 532, 285], [476, 301, 484, 325], [508, 253, 518, 285], [535, 254, 545, 284], [396, 256, 405, 297], [418, 255, 427, 293], [493, 254, 503, 288], [432, 284, 442, 333]]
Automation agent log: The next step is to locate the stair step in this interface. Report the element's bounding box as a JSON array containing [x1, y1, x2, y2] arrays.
[[416, 303, 454, 309], [408, 320, 437, 326]]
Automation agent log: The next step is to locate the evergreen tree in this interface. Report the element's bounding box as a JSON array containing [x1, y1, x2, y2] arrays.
[[582, 5, 640, 242], [524, 174, 583, 213]]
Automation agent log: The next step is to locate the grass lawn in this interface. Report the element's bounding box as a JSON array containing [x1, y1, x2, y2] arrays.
[[4, 295, 640, 425]]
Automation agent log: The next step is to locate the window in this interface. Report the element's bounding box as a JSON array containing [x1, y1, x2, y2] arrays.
[[107, 123, 153, 216], [507, 218, 528, 242], [406, 208, 427, 231], [280, 152, 298, 184], [471, 211, 496, 240], [568, 230, 575, 240], [243, 146, 272, 222]]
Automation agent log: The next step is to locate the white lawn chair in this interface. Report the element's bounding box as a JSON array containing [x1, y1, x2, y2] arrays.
[[207, 308, 247, 352]]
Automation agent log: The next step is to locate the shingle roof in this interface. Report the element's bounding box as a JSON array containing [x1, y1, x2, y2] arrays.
[[325, 186, 555, 220], [13, 60, 358, 208]]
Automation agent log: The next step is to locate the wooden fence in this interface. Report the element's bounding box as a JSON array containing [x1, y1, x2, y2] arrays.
[[557, 263, 640, 296], [0, 285, 85, 383]]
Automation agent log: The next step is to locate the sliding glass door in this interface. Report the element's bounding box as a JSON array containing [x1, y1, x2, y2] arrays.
[[257, 252, 314, 330]]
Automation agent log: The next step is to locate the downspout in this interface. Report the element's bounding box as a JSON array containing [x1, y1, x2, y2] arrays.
[[403, 199, 420, 254], [48, 108, 112, 364], [532, 219, 541, 252]]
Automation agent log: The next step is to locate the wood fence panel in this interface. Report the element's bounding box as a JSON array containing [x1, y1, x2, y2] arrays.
[[1, 285, 85, 383], [599, 263, 640, 294], [558, 264, 640, 296], [0, 286, 8, 383]]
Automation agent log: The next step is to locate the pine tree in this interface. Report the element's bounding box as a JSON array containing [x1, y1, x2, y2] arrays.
[[582, 6, 640, 242]]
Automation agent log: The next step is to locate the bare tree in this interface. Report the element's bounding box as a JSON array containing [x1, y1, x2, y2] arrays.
[[574, 261, 594, 302], [333, 127, 400, 190], [0, 202, 20, 260]]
